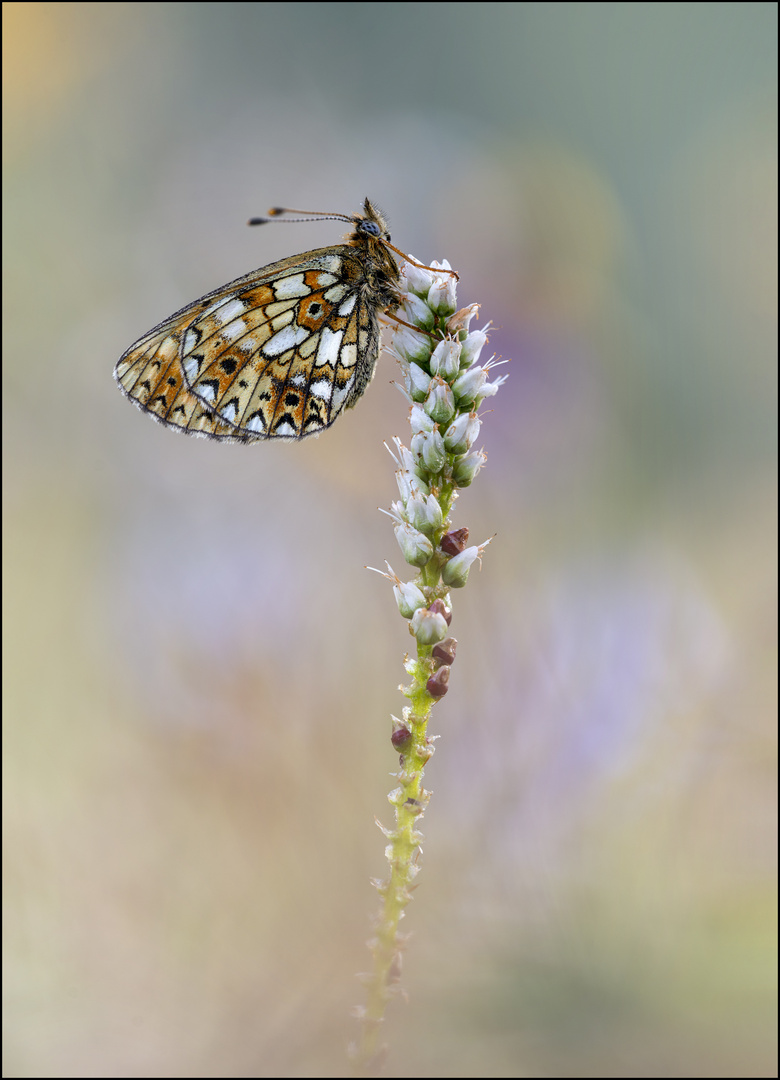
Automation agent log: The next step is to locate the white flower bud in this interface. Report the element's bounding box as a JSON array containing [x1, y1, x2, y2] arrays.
[[410, 606, 449, 645], [452, 365, 488, 406], [393, 579, 428, 619], [410, 403, 435, 435], [414, 427, 446, 474], [425, 493, 444, 531], [452, 449, 486, 487], [402, 258, 439, 297], [443, 412, 481, 454], [429, 338, 462, 380], [427, 272, 457, 316], [423, 378, 456, 426], [394, 521, 434, 567], [406, 362, 432, 402], [442, 546, 481, 588], [403, 292, 435, 330], [392, 325, 431, 364], [405, 493, 430, 532]]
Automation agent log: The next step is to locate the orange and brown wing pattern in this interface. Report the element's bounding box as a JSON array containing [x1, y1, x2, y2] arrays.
[[180, 248, 380, 439], [114, 283, 255, 441]]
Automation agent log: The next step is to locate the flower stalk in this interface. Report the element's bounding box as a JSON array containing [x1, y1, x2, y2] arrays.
[[351, 257, 505, 1074]]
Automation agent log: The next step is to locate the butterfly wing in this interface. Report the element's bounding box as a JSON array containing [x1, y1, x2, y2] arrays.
[[115, 246, 382, 442], [114, 286, 247, 442]]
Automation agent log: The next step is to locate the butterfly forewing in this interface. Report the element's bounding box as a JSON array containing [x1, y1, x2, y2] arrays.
[[115, 200, 401, 442]]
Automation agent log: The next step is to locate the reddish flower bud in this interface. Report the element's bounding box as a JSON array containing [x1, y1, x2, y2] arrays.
[[441, 527, 469, 556], [426, 665, 450, 698], [432, 636, 457, 667], [391, 725, 412, 750]]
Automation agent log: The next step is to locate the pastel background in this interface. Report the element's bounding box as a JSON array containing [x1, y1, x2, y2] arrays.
[[4, 3, 776, 1076]]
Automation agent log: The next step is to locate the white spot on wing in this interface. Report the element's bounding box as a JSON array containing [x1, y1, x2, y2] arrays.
[[220, 402, 238, 423], [199, 383, 216, 404], [337, 293, 357, 316], [222, 319, 247, 341], [183, 329, 200, 355], [323, 284, 348, 303], [289, 372, 307, 388], [316, 272, 338, 287], [309, 378, 333, 402], [273, 274, 310, 299], [217, 299, 248, 324], [265, 324, 309, 356], [315, 327, 343, 367], [247, 414, 265, 433], [274, 421, 297, 437], [183, 356, 200, 381], [340, 342, 357, 369]]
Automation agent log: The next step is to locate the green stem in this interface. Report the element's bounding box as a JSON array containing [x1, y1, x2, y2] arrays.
[[354, 640, 437, 1074], [352, 260, 501, 1073]]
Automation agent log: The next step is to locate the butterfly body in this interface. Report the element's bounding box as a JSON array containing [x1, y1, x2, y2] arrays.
[[115, 200, 402, 441]]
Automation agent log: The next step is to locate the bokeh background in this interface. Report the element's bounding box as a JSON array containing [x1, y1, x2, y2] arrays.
[[3, 3, 776, 1076]]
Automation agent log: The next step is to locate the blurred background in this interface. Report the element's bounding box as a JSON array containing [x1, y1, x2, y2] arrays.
[[3, 3, 776, 1076]]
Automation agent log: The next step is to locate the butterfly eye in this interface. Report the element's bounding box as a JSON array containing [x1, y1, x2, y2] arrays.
[[360, 220, 382, 237]]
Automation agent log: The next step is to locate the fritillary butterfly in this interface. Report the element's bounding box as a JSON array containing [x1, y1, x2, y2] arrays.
[[114, 199, 406, 441]]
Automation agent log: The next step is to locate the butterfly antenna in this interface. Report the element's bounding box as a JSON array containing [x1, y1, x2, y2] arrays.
[[248, 207, 353, 227]]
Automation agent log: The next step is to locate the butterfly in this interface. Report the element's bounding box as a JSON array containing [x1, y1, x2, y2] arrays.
[[114, 199, 407, 441]]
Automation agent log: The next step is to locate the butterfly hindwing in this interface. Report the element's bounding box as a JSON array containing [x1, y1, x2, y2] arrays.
[[114, 288, 253, 440]]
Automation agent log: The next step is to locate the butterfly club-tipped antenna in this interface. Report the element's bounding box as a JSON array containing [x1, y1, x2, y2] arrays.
[[247, 207, 354, 227]]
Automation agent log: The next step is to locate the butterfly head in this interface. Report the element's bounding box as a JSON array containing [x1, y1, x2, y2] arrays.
[[352, 198, 392, 244]]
